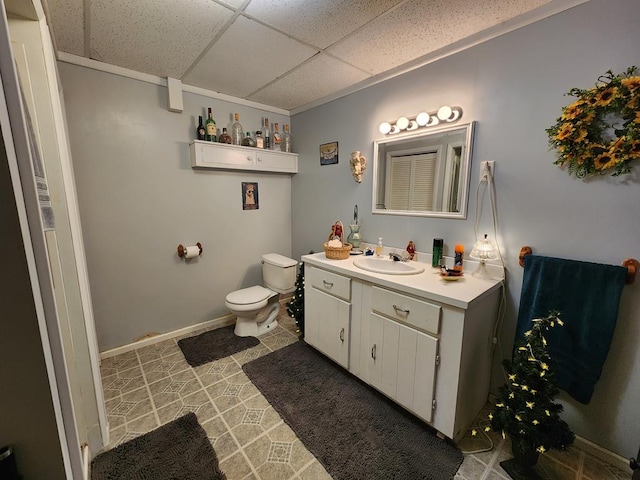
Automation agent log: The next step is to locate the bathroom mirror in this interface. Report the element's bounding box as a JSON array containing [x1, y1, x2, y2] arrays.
[[372, 121, 475, 219]]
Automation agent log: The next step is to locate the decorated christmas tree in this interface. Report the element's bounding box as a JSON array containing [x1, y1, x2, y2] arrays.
[[489, 311, 574, 476], [286, 261, 306, 337]]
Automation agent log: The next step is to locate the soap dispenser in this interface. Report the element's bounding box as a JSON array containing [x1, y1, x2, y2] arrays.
[[375, 237, 383, 256]]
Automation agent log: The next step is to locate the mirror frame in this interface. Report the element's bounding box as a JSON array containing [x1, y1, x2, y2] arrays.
[[372, 121, 476, 219]]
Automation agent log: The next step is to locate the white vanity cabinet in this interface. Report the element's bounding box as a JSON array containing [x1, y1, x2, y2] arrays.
[[305, 266, 351, 368], [302, 252, 502, 442], [190, 140, 298, 173]]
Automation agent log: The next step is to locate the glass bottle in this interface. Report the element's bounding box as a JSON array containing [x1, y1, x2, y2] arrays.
[[241, 131, 256, 147], [255, 130, 264, 149], [272, 122, 282, 151], [283, 124, 292, 152], [231, 113, 243, 145], [375, 237, 383, 256], [205, 108, 216, 142], [263, 118, 271, 149], [196, 115, 206, 140], [218, 127, 231, 144]]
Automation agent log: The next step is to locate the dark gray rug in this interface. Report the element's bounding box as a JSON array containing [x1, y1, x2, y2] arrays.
[[91, 412, 226, 480], [243, 341, 463, 480], [178, 325, 259, 367]]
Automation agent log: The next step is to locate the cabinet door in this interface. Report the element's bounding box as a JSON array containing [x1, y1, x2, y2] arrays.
[[191, 141, 255, 169], [255, 150, 298, 173], [367, 313, 438, 422], [306, 287, 350, 369]]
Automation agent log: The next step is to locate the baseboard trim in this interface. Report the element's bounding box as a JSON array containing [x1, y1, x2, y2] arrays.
[[100, 314, 236, 359], [573, 435, 630, 473], [486, 394, 629, 473]]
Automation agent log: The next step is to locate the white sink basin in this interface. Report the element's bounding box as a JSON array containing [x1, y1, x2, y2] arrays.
[[353, 256, 425, 275]]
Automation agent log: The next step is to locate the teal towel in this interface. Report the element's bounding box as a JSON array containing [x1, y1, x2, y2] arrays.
[[516, 255, 627, 404]]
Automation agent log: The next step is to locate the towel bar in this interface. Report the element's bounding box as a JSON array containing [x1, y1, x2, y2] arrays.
[[518, 246, 637, 285]]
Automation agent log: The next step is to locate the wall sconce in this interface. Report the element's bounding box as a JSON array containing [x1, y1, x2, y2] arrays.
[[379, 106, 463, 135], [350, 151, 367, 183]]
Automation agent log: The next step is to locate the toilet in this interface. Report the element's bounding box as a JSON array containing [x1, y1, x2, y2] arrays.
[[225, 253, 298, 337]]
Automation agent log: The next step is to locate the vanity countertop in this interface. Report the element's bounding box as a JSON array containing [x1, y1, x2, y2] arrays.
[[302, 252, 502, 310]]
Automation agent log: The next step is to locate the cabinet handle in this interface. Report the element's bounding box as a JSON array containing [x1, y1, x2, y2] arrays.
[[322, 280, 334, 288], [340, 328, 344, 342], [371, 344, 377, 360], [392, 304, 410, 315]]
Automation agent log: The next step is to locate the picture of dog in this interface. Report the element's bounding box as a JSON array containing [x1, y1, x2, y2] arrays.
[[242, 182, 259, 210]]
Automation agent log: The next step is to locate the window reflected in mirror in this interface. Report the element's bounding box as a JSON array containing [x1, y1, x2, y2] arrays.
[[373, 122, 475, 219]]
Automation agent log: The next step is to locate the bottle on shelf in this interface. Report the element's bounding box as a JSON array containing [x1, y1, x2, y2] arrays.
[[255, 130, 264, 149], [241, 131, 256, 148], [218, 127, 231, 144], [231, 113, 243, 145], [263, 118, 271, 150], [283, 124, 292, 152], [196, 115, 206, 140], [272, 122, 282, 151], [432, 238, 443, 268], [205, 108, 217, 142]]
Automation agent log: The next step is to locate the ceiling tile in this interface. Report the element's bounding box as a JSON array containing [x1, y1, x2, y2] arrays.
[[47, 0, 85, 56], [244, 0, 404, 49], [89, 0, 234, 78], [248, 53, 370, 110], [183, 15, 318, 98], [328, 0, 553, 75]]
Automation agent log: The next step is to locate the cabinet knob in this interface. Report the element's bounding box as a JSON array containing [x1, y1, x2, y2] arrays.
[[340, 328, 345, 342], [371, 344, 377, 360], [257, 156, 263, 162], [247, 156, 252, 161]]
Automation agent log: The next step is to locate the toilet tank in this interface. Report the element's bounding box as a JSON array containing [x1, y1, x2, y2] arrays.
[[262, 253, 298, 294]]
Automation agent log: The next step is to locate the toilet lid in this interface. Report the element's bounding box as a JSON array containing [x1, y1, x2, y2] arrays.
[[226, 285, 272, 305]]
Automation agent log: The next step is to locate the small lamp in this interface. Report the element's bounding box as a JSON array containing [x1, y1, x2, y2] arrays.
[[469, 234, 498, 279]]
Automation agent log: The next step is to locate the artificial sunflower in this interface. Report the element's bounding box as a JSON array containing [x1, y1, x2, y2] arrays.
[[547, 66, 640, 177]]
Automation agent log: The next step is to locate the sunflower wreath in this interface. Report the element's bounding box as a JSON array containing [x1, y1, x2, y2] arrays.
[[546, 66, 640, 178]]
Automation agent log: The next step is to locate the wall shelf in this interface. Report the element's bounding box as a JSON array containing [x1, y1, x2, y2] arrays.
[[189, 140, 298, 174]]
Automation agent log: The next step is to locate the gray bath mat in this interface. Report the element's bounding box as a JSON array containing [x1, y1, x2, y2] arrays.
[[91, 412, 226, 480], [178, 325, 259, 367], [243, 341, 463, 480]]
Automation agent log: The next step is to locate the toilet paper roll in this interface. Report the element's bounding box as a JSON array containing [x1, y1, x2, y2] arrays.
[[184, 245, 200, 259]]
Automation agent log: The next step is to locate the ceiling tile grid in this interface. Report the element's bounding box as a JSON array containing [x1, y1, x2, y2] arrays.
[[243, 0, 405, 50], [89, 0, 235, 78], [248, 52, 370, 110], [183, 15, 319, 98]]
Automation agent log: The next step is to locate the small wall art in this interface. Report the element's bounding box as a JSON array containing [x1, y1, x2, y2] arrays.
[[242, 182, 259, 210], [320, 141, 339, 165]]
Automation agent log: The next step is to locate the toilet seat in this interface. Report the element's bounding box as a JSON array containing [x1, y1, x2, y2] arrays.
[[225, 285, 274, 312]]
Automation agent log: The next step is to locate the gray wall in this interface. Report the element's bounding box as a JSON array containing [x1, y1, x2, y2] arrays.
[[59, 63, 293, 351], [291, 0, 640, 458]]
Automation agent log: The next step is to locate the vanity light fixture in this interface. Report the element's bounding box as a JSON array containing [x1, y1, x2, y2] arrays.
[[469, 234, 499, 279], [379, 106, 463, 135]]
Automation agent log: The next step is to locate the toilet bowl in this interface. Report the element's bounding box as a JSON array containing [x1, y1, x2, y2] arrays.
[[225, 253, 298, 337]]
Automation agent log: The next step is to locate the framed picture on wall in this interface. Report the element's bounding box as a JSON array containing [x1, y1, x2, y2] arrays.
[[320, 142, 339, 165], [242, 182, 259, 210]]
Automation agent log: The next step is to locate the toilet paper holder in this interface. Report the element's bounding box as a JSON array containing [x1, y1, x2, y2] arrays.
[[177, 242, 203, 258]]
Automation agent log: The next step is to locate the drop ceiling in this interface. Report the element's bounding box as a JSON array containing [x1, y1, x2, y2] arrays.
[[44, 0, 585, 113]]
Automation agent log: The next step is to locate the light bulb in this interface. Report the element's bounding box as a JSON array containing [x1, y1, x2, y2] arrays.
[[416, 112, 430, 126], [379, 122, 391, 134], [437, 105, 453, 121], [396, 116, 410, 130]]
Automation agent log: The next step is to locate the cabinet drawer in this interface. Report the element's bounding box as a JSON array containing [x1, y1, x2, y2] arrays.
[[371, 286, 440, 335], [309, 267, 350, 301]]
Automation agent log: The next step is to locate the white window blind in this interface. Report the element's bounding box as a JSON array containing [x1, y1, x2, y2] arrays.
[[387, 153, 436, 210]]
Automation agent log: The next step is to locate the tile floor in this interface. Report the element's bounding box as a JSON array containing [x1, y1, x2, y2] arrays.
[[99, 306, 632, 480]]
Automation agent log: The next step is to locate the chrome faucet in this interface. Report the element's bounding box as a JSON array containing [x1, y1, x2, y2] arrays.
[[389, 251, 410, 262]]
